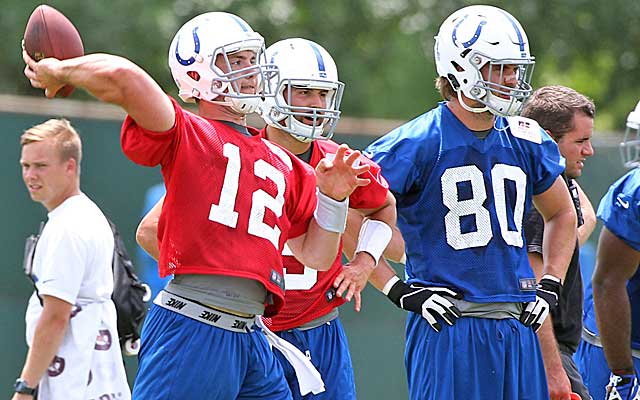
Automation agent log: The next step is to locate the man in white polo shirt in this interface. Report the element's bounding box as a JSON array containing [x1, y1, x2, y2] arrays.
[[14, 118, 130, 400]]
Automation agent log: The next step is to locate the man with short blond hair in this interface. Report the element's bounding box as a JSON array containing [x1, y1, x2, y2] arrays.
[[15, 118, 130, 400], [21, 118, 82, 165]]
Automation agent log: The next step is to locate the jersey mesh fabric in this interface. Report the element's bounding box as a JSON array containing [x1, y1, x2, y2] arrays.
[[262, 135, 389, 331], [366, 103, 565, 303], [582, 168, 640, 348], [121, 97, 317, 316]]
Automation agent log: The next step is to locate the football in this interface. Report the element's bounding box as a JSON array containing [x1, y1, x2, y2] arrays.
[[23, 5, 84, 97]]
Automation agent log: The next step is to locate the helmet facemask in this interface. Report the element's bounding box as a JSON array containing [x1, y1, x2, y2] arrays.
[[460, 54, 535, 116], [207, 41, 279, 114], [267, 78, 344, 142], [621, 102, 640, 169]]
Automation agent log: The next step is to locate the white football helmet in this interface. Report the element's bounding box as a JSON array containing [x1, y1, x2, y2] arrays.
[[168, 12, 279, 114], [434, 5, 535, 116], [260, 38, 344, 142], [621, 101, 640, 169]]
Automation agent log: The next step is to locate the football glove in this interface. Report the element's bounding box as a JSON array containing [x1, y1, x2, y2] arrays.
[[605, 372, 640, 400], [387, 280, 462, 332], [520, 274, 562, 332]]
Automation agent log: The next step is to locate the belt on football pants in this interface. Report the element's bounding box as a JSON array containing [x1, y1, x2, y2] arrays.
[[154, 290, 325, 396], [154, 290, 255, 333]]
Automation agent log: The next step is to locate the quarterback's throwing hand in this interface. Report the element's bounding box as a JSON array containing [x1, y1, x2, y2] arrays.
[[386, 278, 462, 332], [315, 144, 370, 201], [520, 274, 562, 332]]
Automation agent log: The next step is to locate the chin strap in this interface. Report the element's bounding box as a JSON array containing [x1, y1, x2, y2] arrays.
[[457, 90, 490, 114]]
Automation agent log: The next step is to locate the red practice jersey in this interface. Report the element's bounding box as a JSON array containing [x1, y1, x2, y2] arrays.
[[261, 131, 390, 331], [121, 98, 317, 316]]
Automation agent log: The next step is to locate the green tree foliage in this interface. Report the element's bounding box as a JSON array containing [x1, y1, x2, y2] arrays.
[[3, 0, 639, 129]]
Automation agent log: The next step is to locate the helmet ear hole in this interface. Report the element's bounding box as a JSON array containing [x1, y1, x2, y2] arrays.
[[447, 73, 461, 90], [187, 71, 200, 81]]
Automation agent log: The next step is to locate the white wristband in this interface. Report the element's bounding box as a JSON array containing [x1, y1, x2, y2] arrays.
[[382, 276, 400, 296], [314, 189, 349, 233], [355, 219, 393, 266]]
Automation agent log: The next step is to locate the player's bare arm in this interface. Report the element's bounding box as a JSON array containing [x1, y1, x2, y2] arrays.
[[23, 51, 174, 132], [342, 192, 405, 263], [593, 226, 640, 373], [520, 177, 577, 332], [136, 196, 164, 261], [532, 176, 578, 281], [333, 191, 405, 311], [528, 252, 573, 400]]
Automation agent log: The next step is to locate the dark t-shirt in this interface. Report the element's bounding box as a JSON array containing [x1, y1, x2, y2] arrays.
[[524, 177, 583, 352]]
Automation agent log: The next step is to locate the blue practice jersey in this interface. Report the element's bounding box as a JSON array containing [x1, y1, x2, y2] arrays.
[[366, 102, 565, 303], [583, 168, 640, 349]]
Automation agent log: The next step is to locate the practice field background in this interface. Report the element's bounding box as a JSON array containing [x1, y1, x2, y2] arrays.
[[0, 98, 627, 398]]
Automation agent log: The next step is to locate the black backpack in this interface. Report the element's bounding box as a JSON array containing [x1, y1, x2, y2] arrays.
[[23, 218, 151, 355], [107, 219, 151, 354]]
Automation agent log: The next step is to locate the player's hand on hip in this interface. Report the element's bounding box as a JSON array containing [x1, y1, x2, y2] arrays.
[[605, 372, 640, 400], [387, 279, 463, 332], [23, 50, 65, 98], [333, 252, 376, 312], [315, 144, 370, 201], [520, 274, 562, 332]]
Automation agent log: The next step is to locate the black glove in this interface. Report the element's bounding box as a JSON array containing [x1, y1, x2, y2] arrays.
[[387, 280, 463, 332], [519, 274, 562, 332]]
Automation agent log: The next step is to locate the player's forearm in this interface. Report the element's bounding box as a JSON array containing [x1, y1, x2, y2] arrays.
[[53, 54, 174, 131], [593, 276, 635, 370], [541, 208, 576, 281], [538, 317, 573, 399], [19, 308, 69, 388], [363, 209, 404, 263], [384, 226, 406, 263], [341, 209, 364, 260], [537, 317, 563, 371], [295, 219, 339, 271], [368, 259, 399, 291]]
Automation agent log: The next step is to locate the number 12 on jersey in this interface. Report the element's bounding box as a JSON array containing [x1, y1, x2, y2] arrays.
[[208, 142, 287, 249]]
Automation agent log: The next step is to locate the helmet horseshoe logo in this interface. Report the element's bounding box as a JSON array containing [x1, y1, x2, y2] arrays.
[[175, 26, 201, 66], [452, 15, 487, 48]]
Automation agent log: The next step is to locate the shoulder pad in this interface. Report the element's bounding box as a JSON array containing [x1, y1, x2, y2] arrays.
[[506, 116, 542, 144]]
